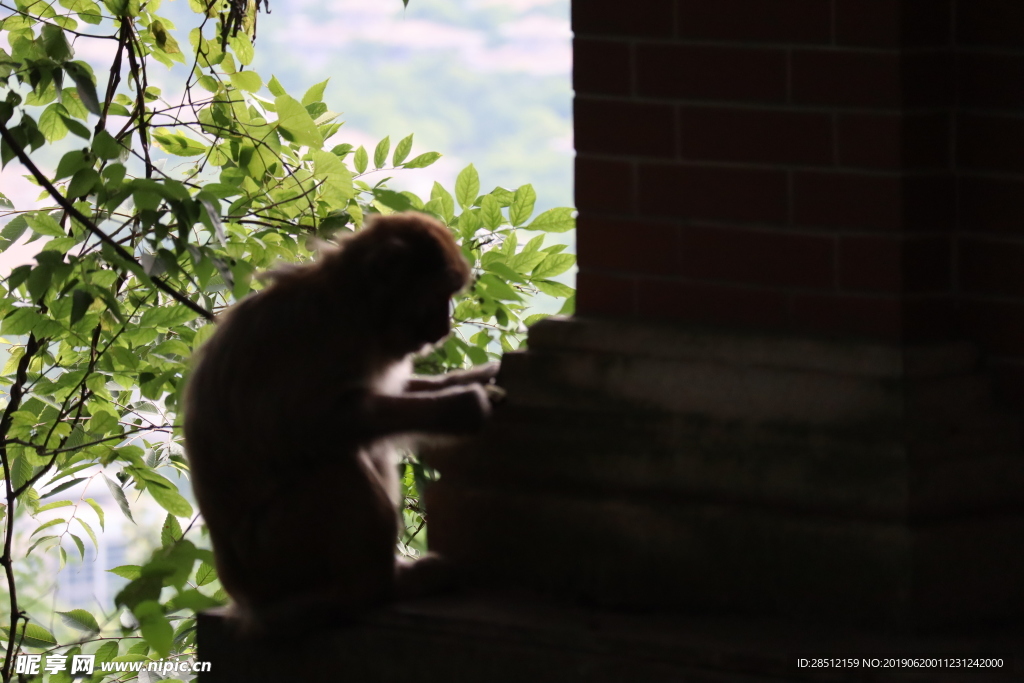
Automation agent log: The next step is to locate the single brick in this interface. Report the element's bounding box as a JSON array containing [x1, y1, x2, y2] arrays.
[[575, 156, 635, 215], [576, 270, 636, 317], [638, 163, 788, 225], [960, 238, 1024, 298], [679, 106, 833, 165], [579, 217, 677, 276], [958, 50, 1024, 109], [957, 112, 1024, 174], [791, 50, 902, 107], [635, 44, 788, 103], [575, 97, 676, 159], [677, 0, 831, 44], [677, 225, 834, 288], [958, 175, 1024, 233], [572, 0, 674, 39], [957, 0, 1024, 48], [793, 171, 903, 231], [574, 38, 631, 97], [636, 279, 789, 327]]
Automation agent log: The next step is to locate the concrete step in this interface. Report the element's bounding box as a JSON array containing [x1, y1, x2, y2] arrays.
[[425, 404, 1024, 520]]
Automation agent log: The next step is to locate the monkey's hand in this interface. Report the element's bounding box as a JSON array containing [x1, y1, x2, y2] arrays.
[[484, 383, 507, 405], [363, 384, 492, 437], [407, 361, 501, 391]]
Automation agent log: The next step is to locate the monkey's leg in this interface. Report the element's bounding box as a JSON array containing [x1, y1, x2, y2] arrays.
[[406, 361, 500, 391], [363, 385, 492, 437]]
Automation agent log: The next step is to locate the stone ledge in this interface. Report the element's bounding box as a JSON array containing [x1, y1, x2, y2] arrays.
[[428, 486, 1024, 628], [424, 404, 1024, 520], [196, 594, 1024, 683], [527, 318, 980, 379]]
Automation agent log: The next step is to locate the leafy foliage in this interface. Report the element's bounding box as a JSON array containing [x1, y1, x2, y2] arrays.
[[0, 0, 574, 678]]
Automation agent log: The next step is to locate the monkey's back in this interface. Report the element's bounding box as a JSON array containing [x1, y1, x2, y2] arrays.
[[184, 273, 399, 614]]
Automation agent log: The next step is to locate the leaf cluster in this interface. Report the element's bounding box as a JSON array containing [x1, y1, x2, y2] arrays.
[[0, 0, 574, 677]]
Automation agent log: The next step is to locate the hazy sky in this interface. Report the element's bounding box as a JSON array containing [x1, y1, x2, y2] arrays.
[[0, 0, 574, 269]]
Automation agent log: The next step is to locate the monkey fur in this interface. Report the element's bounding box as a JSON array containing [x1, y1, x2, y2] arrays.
[[183, 212, 498, 629]]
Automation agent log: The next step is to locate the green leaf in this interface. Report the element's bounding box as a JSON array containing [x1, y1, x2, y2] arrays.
[[62, 61, 100, 115], [70, 288, 94, 325], [26, 212, 65, 237], [1, 308, 42, 335], [55, 149, 89, 179], [229, 32, 254, 65], [535, 279, 575, 298], [402, 151, 440, 169], [59, 114, 91, 139], [26, 535, 58, 557], [353, 145, 368, 174], [103, 474, 135, 523], [84, 497, 105, 530], [301, 78, 329, 106], [480, 194, 502, 229], [374, 136, 390, 169], [0, 215, 28, 249], [527, 207, 575, 233], [229, 70, 261, 92], [489, 186, 515, 207], [70, 532, 85, 559], [456, 164, 480, 210], [31, 519, 66, 536], [479, 274, 521, 302], [532, 253, 576, 279], [152, 131, 207, 156], [42, 478, 85, 499], [195, 560, 216, 586], [393, 134, 413, 166], [1, 622, 56, 649], [94, 640, 118, 663], [510, 185, 537, 227], [169, 589, 221, 612], [41, 25, 74, 62], [374, 189, 413, 213], [67, 167, 100, 198], [74, 517, 97, 548], [161, 513, 182, 547], [58, 609, 99, 633], [275, 94, 323, 148], [103, 0, 139, 17], [147, 479, 193, 518], [35, 500, 73, 513], [91, 129, 123, 159], [429, 182, 455, 223], [108, 564, 142, 580], [134, 600, 173, 657], [311, 150, 355, 206], [38, 103, 70, 142], [0, 191, 12, 209], [267, 75, 287, 97]]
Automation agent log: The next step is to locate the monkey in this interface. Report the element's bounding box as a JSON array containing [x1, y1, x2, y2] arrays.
[[182, 212, 500, 629]]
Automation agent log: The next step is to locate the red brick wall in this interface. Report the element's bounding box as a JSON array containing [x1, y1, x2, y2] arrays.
[[956, 1, 1024, 406], [573, 0, 1024, 404]]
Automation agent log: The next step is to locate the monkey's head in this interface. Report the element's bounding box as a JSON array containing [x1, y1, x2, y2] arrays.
[[335, 212, 471, 358]]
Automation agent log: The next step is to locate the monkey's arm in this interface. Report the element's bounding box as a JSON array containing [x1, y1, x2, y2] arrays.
[[362, 385, 491, 438], [405, 362, 500, 392]]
